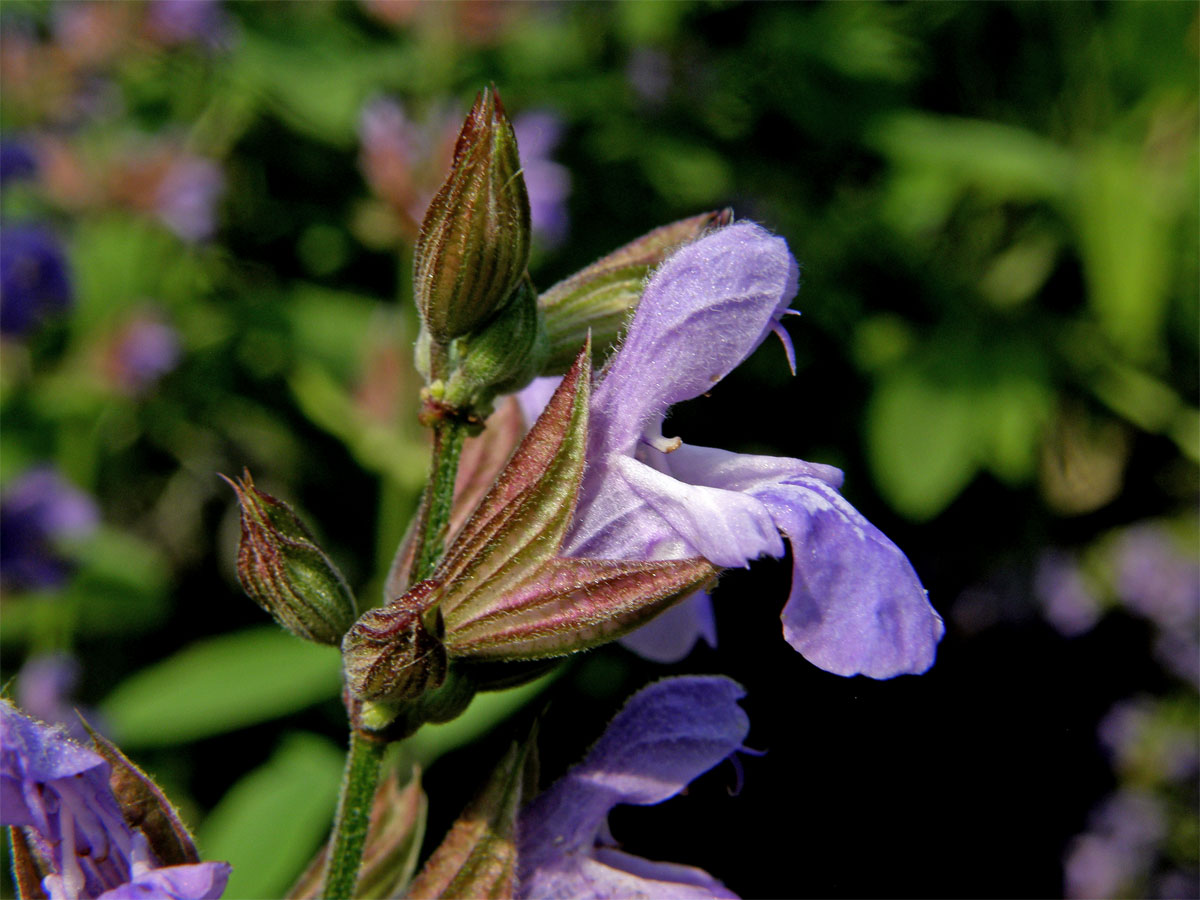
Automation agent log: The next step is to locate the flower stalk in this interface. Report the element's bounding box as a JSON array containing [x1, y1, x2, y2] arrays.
[[320, 732, 388, 900], [321, 417, 469, 898]]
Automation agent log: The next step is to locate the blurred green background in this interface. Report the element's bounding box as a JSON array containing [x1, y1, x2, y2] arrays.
[[2, 2, 1196, 898]]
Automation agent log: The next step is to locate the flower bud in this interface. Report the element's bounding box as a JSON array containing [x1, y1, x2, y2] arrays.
[[538, 209, 733, 372], [414, 86, 531, 352], [224, 470, 357, 646]]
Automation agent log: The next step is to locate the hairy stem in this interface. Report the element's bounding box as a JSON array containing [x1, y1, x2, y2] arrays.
[[321, 733, 386, 899], [321, 420, 467, 898], [410, 420, 468, 583]]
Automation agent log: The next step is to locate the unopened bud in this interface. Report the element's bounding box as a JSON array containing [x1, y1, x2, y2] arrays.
[[224, 470, 357, 646], [414, 86, 531, 353], [538, 209, 733, 373]]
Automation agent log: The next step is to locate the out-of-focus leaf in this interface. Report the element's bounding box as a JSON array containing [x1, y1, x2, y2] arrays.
[[99, 627, 342, 746], [866, 369, 978, 520], [641, 139, 732, 206], [0, 527, 171, 643], [197, 732, 343, 900], [872, 113, 1077, 202], [289, 363, 428, 490], [285, 284, 380, 381], [1075, 142, 1174, 364]]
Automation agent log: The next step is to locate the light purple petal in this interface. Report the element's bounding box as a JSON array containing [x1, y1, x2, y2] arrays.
[[609, 455, 783, 568], [755, 477, 943, 678], [98, 861, 231, 900], [662, 443, 843, 493], [591, 221, 798, 456], [519, 677, 748, 900], [617, 592, 716, 663], [525, 850, 738, 900], [517, 375, 562, 426], [591, 849, 739, 899]]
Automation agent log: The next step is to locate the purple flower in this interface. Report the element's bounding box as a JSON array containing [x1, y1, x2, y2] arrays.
[[1, 701, 230, 900], [16, 653, 93, 742], [1, 140, 38, 185], [104, 312, 182, 394], [154, 155, 223, 242], [513, 112, 571, 247], [1, 225, 73, 336], [525, 221, 943, 674], [517, 676, 747, 899], [1033, 550, 1102, 637], [0, 466, 99, 591], [1064, 789, 1165, 899], [144, 0, 229, 49], [1112, 523, 1200, 635]]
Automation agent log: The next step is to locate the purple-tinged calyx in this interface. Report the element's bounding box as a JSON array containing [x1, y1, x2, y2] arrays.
[[223, 470, 357, 647]]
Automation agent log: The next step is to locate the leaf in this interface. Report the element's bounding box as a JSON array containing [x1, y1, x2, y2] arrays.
[[197, 733, 344, 900], [100, 627, 342, 747], [866, 368, 978, 521]]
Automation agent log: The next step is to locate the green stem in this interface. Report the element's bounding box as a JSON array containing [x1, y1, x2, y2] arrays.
[[321, 419, 468, 898], [410, 420, 467, 583], [321, 733, 387, 899]]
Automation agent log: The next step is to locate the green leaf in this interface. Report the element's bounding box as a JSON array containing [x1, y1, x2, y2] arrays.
[[866, 368, 978, 521], [1075, 142, 1174, 364], [100, 627, 342, 747], [197, 733, 344, 900]]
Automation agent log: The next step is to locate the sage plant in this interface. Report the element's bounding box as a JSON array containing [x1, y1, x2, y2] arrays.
[[2, 85, 943, 900]]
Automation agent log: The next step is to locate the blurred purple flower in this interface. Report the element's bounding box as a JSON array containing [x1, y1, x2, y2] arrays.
[[1033, 550, 1102, 637], [144, 0, 229, 49], [155, 155, 223, 242], [0, 466, 98, 591], [626, 48, 672, 104], [525, 221, 943, 673], [513, 112, 571, 246], [1, 700, 231, 900], [16, 654, 92, 742], [1112, 524, 1200, 634], [1099, 696, 1200, 782], [517, 676, 747, 899], [0, 225, 73, 335], [105, 312, 182, 394], [1, 140, 38, 184], [358, 97, 570, 246], [1064, 789, 1165, 899]]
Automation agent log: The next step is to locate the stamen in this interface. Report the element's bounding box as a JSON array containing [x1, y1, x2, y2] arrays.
[[772, 321, 797, 376], [644, 434, 682, 453]]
